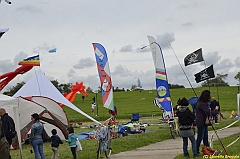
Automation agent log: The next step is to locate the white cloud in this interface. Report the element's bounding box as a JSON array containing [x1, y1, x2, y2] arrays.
[[68, 68, 75, 77], [73, 57, 95, 69], [16, 5, 43, 13], [156, 33, 175, 50], [235, 57, 240, 67], [119, 45, 133, 52], [1, 0, 240, 92]]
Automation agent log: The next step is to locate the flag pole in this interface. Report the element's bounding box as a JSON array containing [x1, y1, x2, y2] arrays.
[[202, 56, 211, 90], [168, 42, 198, 97]]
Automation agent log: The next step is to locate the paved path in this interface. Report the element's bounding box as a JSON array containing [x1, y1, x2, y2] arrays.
[[110, 127, 240, 159]]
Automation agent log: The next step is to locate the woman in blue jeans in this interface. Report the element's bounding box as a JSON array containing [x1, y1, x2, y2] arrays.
[[195, 90, 219, 155], [29, 113, 45, 159]]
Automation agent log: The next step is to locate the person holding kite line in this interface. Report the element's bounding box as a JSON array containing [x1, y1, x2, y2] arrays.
[[195, 90, 219, 155]]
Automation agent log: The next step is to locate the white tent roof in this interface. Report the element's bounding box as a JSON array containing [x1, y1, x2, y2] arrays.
[[31, 96, 68, 126], [13, 70, 100, 124], [0, 94, 22, 156], [0, 93, 18, 107]]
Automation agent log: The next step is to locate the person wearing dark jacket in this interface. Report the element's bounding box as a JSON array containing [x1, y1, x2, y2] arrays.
[[195, 90, 219, 155], [50, 129, 63, 159], [176, 97, 198, 158], [0, 108, 15, 159], [0, 119, 10, 159], [210, 97, 220, 123]]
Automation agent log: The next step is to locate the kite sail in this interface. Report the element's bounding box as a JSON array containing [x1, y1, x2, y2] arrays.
[[137, 78, 142, 88], [0, 0, 11, 4], [92, 43, 114, 110], [48, 48, 57, 53], [18, 55, 40, 66], [0, 28, 9, 38], [147, 35, 173, 114]]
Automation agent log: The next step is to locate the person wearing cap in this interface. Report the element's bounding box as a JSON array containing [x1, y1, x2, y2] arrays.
[[176, 97, 198, 158]]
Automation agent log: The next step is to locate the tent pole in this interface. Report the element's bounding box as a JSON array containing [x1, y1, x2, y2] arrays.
[[96, 92, 98, 116], [237, 94, 240, 129], [13, 103, 22, 159]]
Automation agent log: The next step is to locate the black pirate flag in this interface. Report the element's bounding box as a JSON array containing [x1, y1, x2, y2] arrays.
[[194, 65, 215, 83], [184, 48, 204, 66]]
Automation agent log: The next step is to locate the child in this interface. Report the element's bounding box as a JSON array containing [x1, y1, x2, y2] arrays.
[[66, 127, 77, 159], [50, 129, 63, 159]]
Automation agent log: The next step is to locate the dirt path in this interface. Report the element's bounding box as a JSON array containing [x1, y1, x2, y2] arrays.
[[110, 127, 240, 159]]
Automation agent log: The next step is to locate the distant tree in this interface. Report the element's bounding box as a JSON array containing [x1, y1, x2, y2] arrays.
[[59, 83, 72, 94], [86, 86, 93, 93], [51, 80, 60, 90], [168, 84, 185, 89], [131, 84, 137, 90], [115, 87, 119, 92], [201, 73, 229, 87], [234, 72, 240, 82], [3, 82, 25, 96], [234, 72, 240, 93], [98, 86, 102, 92]]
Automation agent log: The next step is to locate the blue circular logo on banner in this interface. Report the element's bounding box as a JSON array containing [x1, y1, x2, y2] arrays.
[[157, 86, 167, 97]]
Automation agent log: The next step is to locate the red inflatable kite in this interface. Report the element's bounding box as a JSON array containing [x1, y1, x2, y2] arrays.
[[0, 65, 33, 91]]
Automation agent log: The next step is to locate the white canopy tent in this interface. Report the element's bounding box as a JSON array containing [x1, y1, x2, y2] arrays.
[[16, 96, 69, 142], [0, 94, 22, 157], [13, 70, 100, 124]]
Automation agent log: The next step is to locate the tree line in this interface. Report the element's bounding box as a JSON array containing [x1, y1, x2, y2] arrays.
[[3, 72, 240, 96]]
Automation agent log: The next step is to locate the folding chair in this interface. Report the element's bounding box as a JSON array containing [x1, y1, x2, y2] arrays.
[[131, 113, 139, 122]]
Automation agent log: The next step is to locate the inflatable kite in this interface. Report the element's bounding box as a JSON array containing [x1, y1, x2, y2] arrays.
[[0, 28, 9, 38], [0, 65, 33, 91], [0, 0, 11, 4], [0, 55, 40, 91], [60, 81, 88, 107]]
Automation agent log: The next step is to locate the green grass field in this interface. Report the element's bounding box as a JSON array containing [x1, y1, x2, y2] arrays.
[[66, 86, 239, 122], [11, 86, 240, 159]]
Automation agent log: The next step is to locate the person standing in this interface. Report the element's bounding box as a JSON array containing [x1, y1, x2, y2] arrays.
[[81, 96, 85, 103], [210, 97, 220, 123], [50, 129, 63, 159], [91, 102, 96, 116], [0, 119, 10, 159], [29, 113, 45, 159], [177, 97, 198, 158], [195, 90, 219, 155], [66, 127, 77, 159], [108, 105, 117, 120], [0, 108, 16, 159]]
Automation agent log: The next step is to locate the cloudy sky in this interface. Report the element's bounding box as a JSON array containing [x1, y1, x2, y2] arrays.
[[0, 0, 240, 92]]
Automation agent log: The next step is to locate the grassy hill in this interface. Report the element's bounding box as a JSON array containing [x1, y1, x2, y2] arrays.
[[11, 86, 240, 159], [64, 86, 239, 122]]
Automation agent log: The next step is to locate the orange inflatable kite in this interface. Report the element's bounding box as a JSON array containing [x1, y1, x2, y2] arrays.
[[60, 81, 88, 107]]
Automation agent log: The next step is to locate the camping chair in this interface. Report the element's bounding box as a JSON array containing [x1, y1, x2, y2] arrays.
[[131, 113, 139, 122]]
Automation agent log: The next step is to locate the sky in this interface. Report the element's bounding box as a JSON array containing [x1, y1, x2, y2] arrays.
[[0, 0, 240, 93]]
